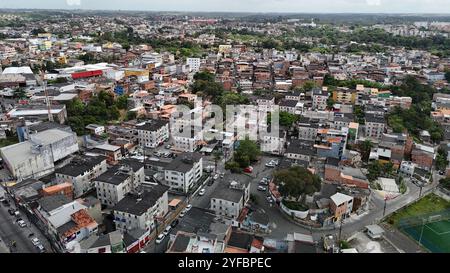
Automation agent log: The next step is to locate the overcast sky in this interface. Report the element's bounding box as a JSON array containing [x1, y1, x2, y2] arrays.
[[1, 0, 450, 13]]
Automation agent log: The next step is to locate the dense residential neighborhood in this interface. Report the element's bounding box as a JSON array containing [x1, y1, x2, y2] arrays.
[[1, 7, 450, 256]]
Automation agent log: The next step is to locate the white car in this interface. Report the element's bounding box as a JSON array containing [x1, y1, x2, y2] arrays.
[[18, 220, 27, 228], [179, 211, 186, 218], [36, 244, 45, 253], [185, 204, 192, 211], [31, 238, 40, 246], [257, 186, 267, 191], [155, 234, 165, 244], [163, 225, 172, 236], [199, 189, 206, 196]]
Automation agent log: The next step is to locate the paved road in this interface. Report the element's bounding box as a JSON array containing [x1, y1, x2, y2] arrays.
[[0, 188, 53, 253]]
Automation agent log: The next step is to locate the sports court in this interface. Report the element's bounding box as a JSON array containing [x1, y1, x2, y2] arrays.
[[400, 217, 450, 253]]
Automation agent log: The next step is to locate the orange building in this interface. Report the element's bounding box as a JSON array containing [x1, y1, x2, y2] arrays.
[[42, 182, 73, 200]]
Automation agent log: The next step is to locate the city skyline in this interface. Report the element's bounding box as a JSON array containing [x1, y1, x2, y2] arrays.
[[2, 0, 450, 14]]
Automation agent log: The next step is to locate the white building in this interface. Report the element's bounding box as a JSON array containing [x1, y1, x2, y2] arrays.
[[163, 153, 203, 193], [312, 89, 329, 110], [0, 128, 79, 181], [94, 166, 134, 207], [136, 119, 169, 149], [210, 177, 251, 220], [186, 58, 201, 72], [113, 185, 169, 232], [365, 114, 386, 140], [55, 156, 108, 198]]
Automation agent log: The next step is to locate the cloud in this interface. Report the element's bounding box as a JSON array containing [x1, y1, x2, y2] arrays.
[[66, 0, 81, 6], [366, 0, 382, 6]]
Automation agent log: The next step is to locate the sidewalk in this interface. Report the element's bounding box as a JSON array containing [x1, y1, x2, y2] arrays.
[[0, 239, 10, 253]]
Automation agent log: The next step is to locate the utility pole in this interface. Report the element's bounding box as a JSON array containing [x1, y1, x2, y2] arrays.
[[383, 197, 388, 217], [338, 215, 344, 245], [419, 184, 423, 198]]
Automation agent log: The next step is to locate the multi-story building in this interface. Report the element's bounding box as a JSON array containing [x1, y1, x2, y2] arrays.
[[312, 88, 329, 110], [411, 143, 436, 171], [163, 152, 203, 193], [186, 58, 201, 72], [113, 185, 169, 232], [330, 193, 354, 221], [365, 114, 386, 140], [332, 88, 356, 104], [94, 166, 134, 207], [136, 119, 169, 149], [55, 156, 108, 198], [210, 176, 251, 220]]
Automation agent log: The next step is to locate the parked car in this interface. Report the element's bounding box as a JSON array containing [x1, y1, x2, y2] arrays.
[[265, 160, 276, 168], [259, 180, 269, 186], [2, 199, 10, 207], [244, 166, 253, 173], [155, 234, 165, 244], [163, 225, 172, 236], [185, 204, 192, 211], [31, 238, 40, 247], [28, 233, 35, 238], [267, 196, 274, 203], [165, 145, 172, 149], [179, 211, 186, 218], [199, 189, 206, 196], [17, 220, 27, 228], [8, 208, 16, 216], [257, 186, 267, 191], [171, 219, 179, 228], [213, 174, 219, 180], [36, 244, 45, 253], [0, 197, 5, 203]]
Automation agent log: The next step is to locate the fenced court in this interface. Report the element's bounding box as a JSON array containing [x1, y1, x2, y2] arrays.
[[397, 210, 450, 253]]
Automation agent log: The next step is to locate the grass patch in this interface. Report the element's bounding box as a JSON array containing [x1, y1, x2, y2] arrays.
[[0, 136, 18, 148], [282, 199, 308, 211], [388, 194, 450, 226]]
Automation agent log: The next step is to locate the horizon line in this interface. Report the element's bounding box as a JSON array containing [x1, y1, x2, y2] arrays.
[[2, 8, 450, 16]]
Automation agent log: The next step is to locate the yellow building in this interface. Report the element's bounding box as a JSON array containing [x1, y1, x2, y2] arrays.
[[332, 88, 356, 104]]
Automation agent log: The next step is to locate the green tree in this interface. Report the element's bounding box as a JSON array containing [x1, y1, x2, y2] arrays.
[[274, 166, 322, 200], [359, 139, 373, 163], [326, 97, 335, 110], [234, 139, 260, 168], [115, 95, 129, 110], [445, 71, 450, 82], [367, 161, 382, 182], [13, 88, 26, 99], [436, 147, 449, 172]]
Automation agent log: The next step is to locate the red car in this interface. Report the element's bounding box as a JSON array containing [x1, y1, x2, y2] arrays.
[[244, 166, 253, 173]]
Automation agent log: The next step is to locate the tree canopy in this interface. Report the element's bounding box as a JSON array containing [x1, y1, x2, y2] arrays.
[[274, 166, 322, 200]]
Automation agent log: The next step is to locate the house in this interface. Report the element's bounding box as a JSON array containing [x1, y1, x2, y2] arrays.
[[78, 230, 125, 253], [167, 231, 225, 253], [113, 185, 169, 232], [279, 99, 299, 114], [224, 231, 255, 253], [55, 156, 108, 198], [42, 182, 74, 200], [36, 194, 98, 247], [330, 192, 354, 221], [297, 118, 320, 140], [324, 158, 369, 189], [0, 128, 79, 181], [85, 124, 105, 136], [411, 143, 435, 171], [136, 119, 169, 148], [285, 139, 315, 162], [286, 232, 316, 253], [92, 143, 122, 165], [210, 176, 251, 220], [163, 152, 203, 193]]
